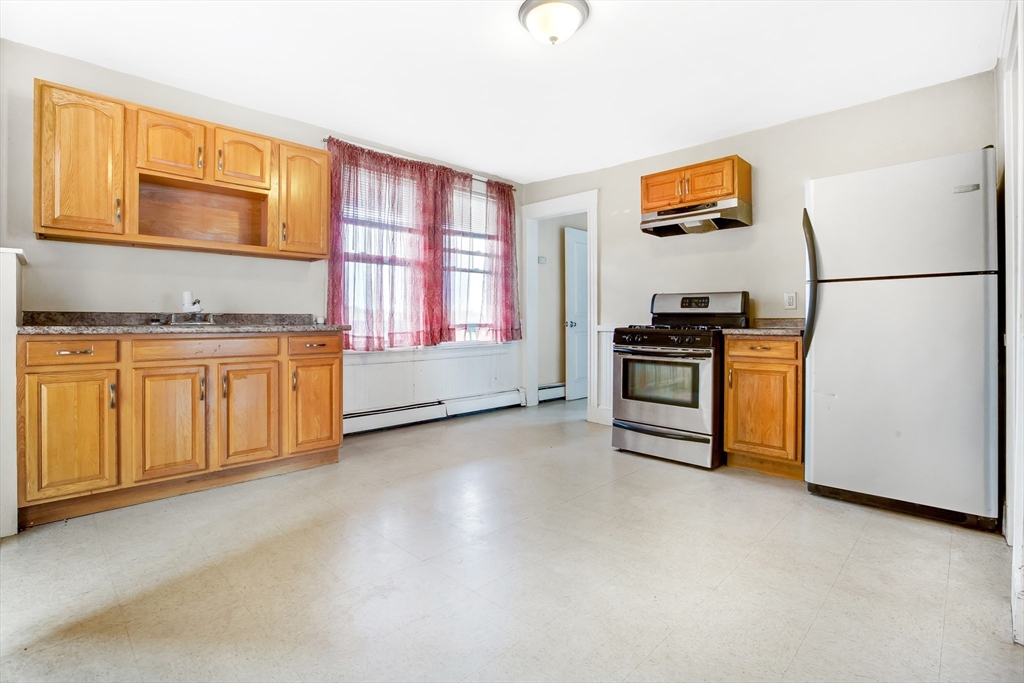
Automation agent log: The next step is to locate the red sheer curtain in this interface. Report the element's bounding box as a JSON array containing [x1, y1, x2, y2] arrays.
[[485, 181, 521, 342], [328, 138, 519, 350]]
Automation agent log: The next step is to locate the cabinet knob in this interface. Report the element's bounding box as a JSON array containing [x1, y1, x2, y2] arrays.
[[198, 146, 204, 169], [199, 376, 206, 401], [109, 383, 116, 409], [218, 149, 223, 171], [728, 369, 733, 388], [115, 198, 121, 223], [292, 370, 297, 392], [282, 222, 287, 242], [222, 375, 228, 399]]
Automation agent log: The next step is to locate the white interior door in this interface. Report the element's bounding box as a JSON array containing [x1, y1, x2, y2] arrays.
[[564, 228, 588, 400]]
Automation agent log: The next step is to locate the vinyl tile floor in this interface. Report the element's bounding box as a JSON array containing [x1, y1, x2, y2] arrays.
[[1, 400, 1020, 682]]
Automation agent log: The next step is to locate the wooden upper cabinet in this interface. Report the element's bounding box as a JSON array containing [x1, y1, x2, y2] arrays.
[[23, 370, 119, 502], [132, 365, 208, 482], [640, 170, 683, 213], [136, 109, 206, 179], [218, 361, 280, 467], [684, 158, 735, 203], [39, 84, 124, 234], [279, 145, 329, 255], [288, 358, 341, 455], [214, 128, 272, 189], [640, 155, 751, 213]]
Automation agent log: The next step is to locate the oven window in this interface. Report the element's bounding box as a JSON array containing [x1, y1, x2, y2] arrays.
[[622, 358, 700, 408]]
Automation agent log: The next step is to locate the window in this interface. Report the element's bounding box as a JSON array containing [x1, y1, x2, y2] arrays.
[[327, 139, 520, 351]]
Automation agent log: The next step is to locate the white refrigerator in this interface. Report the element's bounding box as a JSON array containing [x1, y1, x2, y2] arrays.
[[804, 148, 999, 523]]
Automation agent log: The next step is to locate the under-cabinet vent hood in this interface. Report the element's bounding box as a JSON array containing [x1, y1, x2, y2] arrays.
[[640, 198, 753, 237]]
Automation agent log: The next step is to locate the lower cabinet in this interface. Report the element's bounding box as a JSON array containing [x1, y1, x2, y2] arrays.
[[132, 365, 208, 482], [288, 357, 341, 454], [723, 335, 804, 479], [18, 332, 344, 525], [23, 369, 119, 501], [218, 361, 280, 466]]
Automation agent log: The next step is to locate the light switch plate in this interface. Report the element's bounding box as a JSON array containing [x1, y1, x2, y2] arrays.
[[784, 292, 797, 310]]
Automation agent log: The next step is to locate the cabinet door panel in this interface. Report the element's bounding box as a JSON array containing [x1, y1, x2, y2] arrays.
[[24, 370, 119, 502], [219, 362, 280, 466], [279, 145, 329, 255], [288, 358, 341, 454], [724, 361, 798, 461], [214, 128, 272, 189], [40, 85, 124, 233], [684, 158, 735, 203], [133, 366, 207, 482], [640, 171, 682, 212], [137, 110, 206, 179]]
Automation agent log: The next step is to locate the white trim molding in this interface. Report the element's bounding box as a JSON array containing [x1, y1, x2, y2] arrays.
[[520, 190, 600, 422], [998, 0, 1024, 646]]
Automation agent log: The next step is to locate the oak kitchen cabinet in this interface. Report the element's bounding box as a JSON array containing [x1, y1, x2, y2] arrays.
[[16, 331, 343, 528], [723, 335, 804, 480], [34, 80, 329, 260], [640, 155, 752, 214]]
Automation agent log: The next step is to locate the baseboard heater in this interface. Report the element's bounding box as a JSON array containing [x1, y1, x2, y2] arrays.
[[538, 384, 566, 402], [343, 389, 526, 435]]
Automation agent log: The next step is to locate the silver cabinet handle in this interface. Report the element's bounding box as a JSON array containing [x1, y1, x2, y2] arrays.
[[109, 383, 116, 409], [684, 178, 690, 195], [282, 222, 287, 242], [749, 345, 772, 351], [292, 370, 297, 392], [305, 343, 327, 348], [198, 146, 204, 168], [222, 375, 228, 399], [728, 369, 733, 388], [675, 179, 681, 196], [218, 148, 223, 171], [115, 198, 121, 222], [56, 348, 93, 355], [199, 376, 205, 401]]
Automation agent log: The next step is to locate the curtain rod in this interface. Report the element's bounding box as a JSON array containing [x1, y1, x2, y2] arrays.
[[321, 136, 505, 188]]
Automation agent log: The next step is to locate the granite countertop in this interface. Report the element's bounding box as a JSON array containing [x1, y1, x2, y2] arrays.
[[17, 312, 351, 335], [721, 318, 805, 336]]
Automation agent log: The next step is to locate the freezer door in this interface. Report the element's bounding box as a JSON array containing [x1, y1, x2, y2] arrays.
[[805, 274, 998, 517], [807, 149, 996, 280]]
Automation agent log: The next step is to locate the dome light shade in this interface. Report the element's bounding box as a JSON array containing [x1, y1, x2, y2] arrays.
[[519, 0, 590, 45]]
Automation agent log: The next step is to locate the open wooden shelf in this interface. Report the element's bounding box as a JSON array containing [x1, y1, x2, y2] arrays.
[[138, 174, 268, 247]]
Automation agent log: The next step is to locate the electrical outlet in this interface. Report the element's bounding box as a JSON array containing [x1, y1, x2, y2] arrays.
[[784, 292, 797, 310], [538, 256, 547, 264]]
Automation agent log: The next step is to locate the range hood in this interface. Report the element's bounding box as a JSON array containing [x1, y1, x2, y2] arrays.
[[640, 197, 753, 237]]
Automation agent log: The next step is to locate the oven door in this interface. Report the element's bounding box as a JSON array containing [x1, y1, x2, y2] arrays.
[[613, 347, 714, 435]]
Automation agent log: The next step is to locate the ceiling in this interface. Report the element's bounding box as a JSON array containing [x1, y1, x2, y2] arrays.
[[0, 1, 1006, 184]]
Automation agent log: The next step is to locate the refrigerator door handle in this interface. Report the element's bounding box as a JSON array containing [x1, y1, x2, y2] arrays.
[[803, 208, 819, 358]]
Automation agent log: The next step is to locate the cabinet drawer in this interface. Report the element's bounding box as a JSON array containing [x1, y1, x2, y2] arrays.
[[26, 339, 118, 366], [725, 338, 799, 361], [288, 335, 341, 355], [133, 336, 279, 362]]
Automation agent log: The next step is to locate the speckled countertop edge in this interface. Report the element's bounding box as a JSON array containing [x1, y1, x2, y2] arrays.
[[18, 324, 351, 335], [722, 318, 804, 336]]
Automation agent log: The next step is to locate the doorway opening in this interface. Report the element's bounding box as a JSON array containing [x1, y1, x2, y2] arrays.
[[521, 190, 599, 421], [537, 213, 588, 402]]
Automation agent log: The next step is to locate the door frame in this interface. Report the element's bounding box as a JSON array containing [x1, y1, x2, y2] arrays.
[[521, 190, 599, 421]]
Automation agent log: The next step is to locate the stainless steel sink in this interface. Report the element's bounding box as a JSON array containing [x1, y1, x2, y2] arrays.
[[160, 313, 218, 326]]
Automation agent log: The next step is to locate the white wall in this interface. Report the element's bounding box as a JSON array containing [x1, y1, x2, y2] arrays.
[[522, 72, 997, 325], [537, 212, 587, 386], [0, 38, 524, 428]]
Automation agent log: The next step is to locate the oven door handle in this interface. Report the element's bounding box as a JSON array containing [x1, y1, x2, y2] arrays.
[[614, 347, 713, 361], [613, 420, 712, 444]]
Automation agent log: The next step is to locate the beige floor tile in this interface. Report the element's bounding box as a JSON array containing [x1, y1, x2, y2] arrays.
[[3, 401, 1016, 683], [425, 538, 527, 590], [783, 625, 940, 682], [380, 518, 480, 560], [939, 625, 1024, 682], [401, 593, 535, 681], [344, 562, 472, 629], [0, 623, 139, 683]]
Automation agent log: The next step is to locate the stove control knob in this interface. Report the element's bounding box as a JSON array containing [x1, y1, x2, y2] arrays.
[[685, 336, 696, 345]]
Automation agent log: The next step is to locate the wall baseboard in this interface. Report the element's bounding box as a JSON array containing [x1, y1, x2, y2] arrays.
[[344, 389, 526, 435], [538, 384, 566, 402]]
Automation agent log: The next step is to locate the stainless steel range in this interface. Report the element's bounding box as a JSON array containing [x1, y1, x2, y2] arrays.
[[612, 292, 749, 468]]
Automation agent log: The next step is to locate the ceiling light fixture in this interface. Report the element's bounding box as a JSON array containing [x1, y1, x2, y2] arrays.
[[518, 0, 590, 46]]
